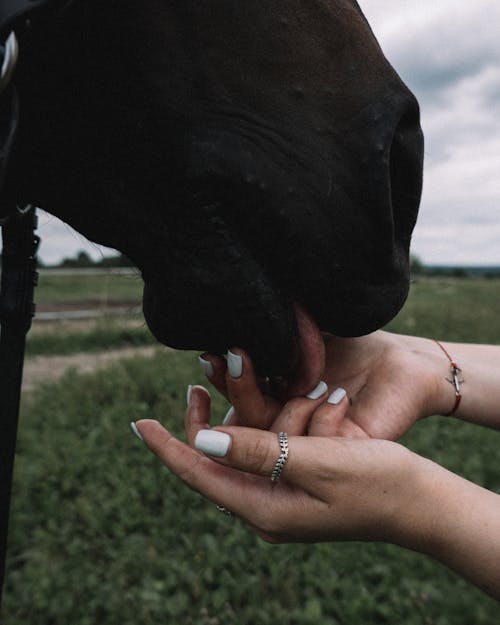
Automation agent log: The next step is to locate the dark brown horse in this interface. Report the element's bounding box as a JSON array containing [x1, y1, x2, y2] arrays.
[[5, 0, 423, 380]]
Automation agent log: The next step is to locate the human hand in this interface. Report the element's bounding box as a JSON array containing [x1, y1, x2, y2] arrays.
[[133, 384, 500, 598], [199, 331, 449, 440], [317, 331, 450, 440], [133, 387, 428, 545]]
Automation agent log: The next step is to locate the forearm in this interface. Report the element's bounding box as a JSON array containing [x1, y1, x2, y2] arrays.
[[395, 455, 500, 599]]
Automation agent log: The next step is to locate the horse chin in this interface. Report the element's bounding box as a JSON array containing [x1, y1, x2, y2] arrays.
[[141, 279, 302, 378], [141, 274, 327, 387]]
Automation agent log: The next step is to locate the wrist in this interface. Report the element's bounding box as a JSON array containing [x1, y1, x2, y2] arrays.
[[424, 344, 461, 418], [385, 332, 454, 419], [429, 341, 500, 429]]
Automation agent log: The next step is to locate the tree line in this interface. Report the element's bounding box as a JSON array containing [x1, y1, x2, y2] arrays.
[[411, 254, 500, 278], [39, 250, 134, 269]]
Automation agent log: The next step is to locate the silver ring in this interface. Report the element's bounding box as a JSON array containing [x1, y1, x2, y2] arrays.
[[216, 504, 233, 516], [271, 432, 289, 483]]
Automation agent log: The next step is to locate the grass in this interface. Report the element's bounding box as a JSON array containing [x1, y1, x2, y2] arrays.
[[35, 271, 143, 305], [387, 275, 500, 342], [2, 276, 500, 624], [26, 318, 156, 357], [28, 269, 148, 356]]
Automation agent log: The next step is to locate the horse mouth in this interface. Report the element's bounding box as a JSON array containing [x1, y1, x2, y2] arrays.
[[142, 276, 325, 393]]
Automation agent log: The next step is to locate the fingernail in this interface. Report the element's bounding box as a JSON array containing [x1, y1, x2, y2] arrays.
[[306, 380, 328, 400], [187, 385, 193, 406], [223, 406, 235, 425], [327, 387, 347, 405], [199, 356, 214, 378], [195, 430, 232, 457], [130, 421, 143, 441], [227, 350, 243, 378]]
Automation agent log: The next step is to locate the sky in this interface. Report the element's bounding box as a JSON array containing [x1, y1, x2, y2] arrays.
[[361, 0, 500, 265], [34, 1, 500, 265]]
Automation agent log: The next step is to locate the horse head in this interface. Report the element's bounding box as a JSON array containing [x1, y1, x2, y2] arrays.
[[6, 0, 423, 385]]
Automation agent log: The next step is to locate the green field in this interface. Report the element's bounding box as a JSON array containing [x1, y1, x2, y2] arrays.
[[28, 270, 151, 356], [3, 276, 500, 624], [35, 270, 143, 305], [387, 276, 500, 343], [26, 318, 156, 357]]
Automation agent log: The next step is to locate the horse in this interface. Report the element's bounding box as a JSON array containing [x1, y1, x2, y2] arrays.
[[1, 0, 423, 382], [0, 0, 425, 605]]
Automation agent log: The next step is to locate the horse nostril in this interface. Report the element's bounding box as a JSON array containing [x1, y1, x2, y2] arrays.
[[389, 103, 424, 239]]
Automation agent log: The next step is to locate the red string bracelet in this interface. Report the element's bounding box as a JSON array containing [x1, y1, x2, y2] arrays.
[[434, 340, 464, 416]]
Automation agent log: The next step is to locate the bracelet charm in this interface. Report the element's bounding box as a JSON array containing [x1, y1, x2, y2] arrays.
[[434, 340, 464, 416]]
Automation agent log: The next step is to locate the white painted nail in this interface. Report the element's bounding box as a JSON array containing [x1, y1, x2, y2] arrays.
[[306, 380, 328, 400], [223, 406, 235, 425], [195, 430, 232, 457], [327, 387, 347, 405], [130, 421, 143, 441], [227, 350, 243, 378], [199, 356, 214, 378], [187, 385, 193, 406]]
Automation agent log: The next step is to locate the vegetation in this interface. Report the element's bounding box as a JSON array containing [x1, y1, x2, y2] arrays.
[[45, 250, 134, 269], [26, 318, 156, 357], [3, 277, 500, 624], [27, 269, 147, 356], [387, 276, 500, 342], [35, 270, 143, 305], [409, 254, 500, 279]]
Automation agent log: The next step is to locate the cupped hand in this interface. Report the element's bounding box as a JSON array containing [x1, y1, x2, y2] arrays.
[[200, 331, 447, 441], [134, 386, 423, 544]]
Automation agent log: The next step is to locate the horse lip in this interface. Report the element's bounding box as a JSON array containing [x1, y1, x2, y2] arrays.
[[141, 272, 303, 378], [287, 302, 326, 397], [142, 283, 324, 391]]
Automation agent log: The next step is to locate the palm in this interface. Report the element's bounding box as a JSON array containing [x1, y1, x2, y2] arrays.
[[202, 330, 437, 442], [321, 332, 431, 440]]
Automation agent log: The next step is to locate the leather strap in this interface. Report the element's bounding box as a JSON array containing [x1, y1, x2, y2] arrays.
[[0, 0, 55, 37], [0, 0, 63, 607], [0, 206, 39, 605], [0, 86, 19, 222]]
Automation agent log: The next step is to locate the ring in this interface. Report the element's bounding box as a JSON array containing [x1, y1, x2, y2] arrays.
[[216, 504, 233, 516], [271, 431, 289, 483]]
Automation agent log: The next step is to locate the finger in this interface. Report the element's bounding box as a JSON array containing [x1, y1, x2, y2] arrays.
[[307, 387, 349, 437], [184, 385, 212, 446], [309, 388, 369, 439], [225, 348, 280, 429], [269, 381, 330, 435], [135, 419, 281, 520], [334, 418, 369, 439], [199, 353, 229, 399], [194, 424, 334, 497]]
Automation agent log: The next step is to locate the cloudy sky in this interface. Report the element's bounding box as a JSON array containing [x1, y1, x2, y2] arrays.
[[361, 0, 500, 265], [36, 1, 500, 265]]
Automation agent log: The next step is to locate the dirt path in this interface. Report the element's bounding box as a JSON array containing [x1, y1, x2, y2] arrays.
[[22, 346, 160, 391]]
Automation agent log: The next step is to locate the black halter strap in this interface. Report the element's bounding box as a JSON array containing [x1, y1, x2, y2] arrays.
[[0, 207, 38, 606], [0, 0, 60, 220], [0, 0, 60, 608]]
